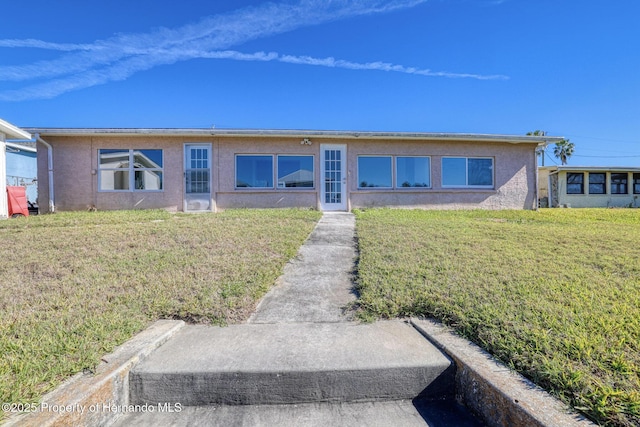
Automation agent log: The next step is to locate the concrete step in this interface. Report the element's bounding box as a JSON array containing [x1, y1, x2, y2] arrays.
[[112, 399, 484, 427], [129, 321, 455, 406]]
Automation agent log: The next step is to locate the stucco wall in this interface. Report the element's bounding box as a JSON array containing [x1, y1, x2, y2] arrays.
[[215, 137, 320, 210], [36, 134, 539, 212], [38, 136, 186, 212], [347, 140, 537, 210]]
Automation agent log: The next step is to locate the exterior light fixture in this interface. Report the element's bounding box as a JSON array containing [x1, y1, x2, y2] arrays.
[[300, 138, 312, 145]]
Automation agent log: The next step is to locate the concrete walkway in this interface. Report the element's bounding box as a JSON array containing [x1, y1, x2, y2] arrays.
[[113, 212, 482, 426], [249, 212, 358, 323]]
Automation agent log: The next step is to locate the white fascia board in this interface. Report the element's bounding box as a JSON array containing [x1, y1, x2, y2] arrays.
[[0, 119, 31, 140], [552, 166, 640, 173]]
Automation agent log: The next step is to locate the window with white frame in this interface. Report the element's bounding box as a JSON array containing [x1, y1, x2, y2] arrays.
[[277, 155, 314, 188], [442, 157, 493, 188], [99, 149, 163, 191], [358, 156, 392, 188], [236, 154, 314, 189], [396, 156, 430, 188], [236, 155, 274, 188]]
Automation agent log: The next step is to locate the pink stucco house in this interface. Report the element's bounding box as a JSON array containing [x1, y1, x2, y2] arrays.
[[27, 128, 561, 213]]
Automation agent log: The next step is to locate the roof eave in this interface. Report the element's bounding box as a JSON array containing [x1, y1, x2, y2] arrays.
[[542, 165, 640, 173], [24, 128, 564, 145], [0, 119, 31, 140]]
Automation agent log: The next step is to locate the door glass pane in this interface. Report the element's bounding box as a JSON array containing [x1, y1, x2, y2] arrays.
[[186, 170, 209, 193], [323, 149, 343, 204]]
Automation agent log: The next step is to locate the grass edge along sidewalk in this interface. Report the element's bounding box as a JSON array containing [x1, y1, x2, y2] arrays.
[[0, 208, 321, 422], [353, 208, 640, 427]]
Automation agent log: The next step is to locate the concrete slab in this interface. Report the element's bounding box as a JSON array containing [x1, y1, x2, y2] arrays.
[[3, 320, 185, 427], [112, 399, 484, 427], [411, 318, 596, 427], [249, 212, 358, 323], [129, 321, 455, 406]]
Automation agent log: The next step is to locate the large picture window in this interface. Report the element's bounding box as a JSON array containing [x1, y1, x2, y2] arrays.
[[396, 157, 430, 188], [610, 173, 628, 194], [588, 173, 606, 194], [236, 154, 314, 189], [358, 156, 392, 188], [99, 149, 163, 191], [566, 172, 584, 194], [277, 155, 314, 188], [236, 155, 274, 188], [442, 157, 493, 187]]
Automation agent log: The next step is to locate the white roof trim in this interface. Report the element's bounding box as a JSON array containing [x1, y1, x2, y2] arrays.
[[6, 142, 37, 153], [0, 119, 31, 140], [25, 127, 564, 145], [541, 166, 640, 173]]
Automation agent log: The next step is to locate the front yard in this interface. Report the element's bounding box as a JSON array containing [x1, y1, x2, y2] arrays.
[[0, 208, 321, 421], [354, 208, 640, 427], [1, 207, 638, 426]]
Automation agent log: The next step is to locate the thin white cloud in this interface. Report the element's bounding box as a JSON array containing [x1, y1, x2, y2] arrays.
[[278, 54, 508, 80], [0, 0, 506, 102]]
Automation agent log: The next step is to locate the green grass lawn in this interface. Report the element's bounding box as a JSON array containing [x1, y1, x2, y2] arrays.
[[354, 208, 640, 427], [0, 208, 321, 420]]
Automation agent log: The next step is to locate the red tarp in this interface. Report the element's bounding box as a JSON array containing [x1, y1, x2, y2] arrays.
[[7, 186, 29, 217]]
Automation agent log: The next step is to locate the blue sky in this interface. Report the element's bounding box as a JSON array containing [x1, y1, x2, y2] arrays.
[[1, 0, 639, 166]]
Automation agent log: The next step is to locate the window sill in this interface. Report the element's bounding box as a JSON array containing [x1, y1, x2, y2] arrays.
[[233, 188, 316, 192], [98, 190, 165, 193], [356, 188, 496, 193]]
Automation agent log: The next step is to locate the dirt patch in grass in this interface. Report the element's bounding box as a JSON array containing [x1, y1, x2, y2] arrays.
[[354, 208, 640, 427], [0, 208, 320, 418]]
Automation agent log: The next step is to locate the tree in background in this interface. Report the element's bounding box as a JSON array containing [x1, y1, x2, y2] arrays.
[[553, 139, 575, 165], [527, 130, 575, 165]]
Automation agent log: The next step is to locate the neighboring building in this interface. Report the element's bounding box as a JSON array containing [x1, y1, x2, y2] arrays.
[[1, 119, 32, 219], [540, 166, 640, 208], [28, 128, 561, 213], [6, 142, 37, 204]]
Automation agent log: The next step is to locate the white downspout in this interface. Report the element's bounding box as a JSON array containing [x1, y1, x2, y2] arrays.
[[35, 133, 55, 213]]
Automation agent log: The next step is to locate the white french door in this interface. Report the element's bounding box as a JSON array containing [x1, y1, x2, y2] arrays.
[[320, 144, 347, 211], [184, 144, 212, 212]]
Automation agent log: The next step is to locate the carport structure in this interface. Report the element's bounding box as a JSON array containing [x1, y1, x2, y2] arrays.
[[0, 119, 32, 219]]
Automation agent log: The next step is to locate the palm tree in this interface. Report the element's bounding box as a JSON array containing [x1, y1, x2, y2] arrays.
[[553, 139, 575, 165]]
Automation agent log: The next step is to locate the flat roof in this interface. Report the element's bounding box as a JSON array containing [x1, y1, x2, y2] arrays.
[[26, 128, 564, 145]]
